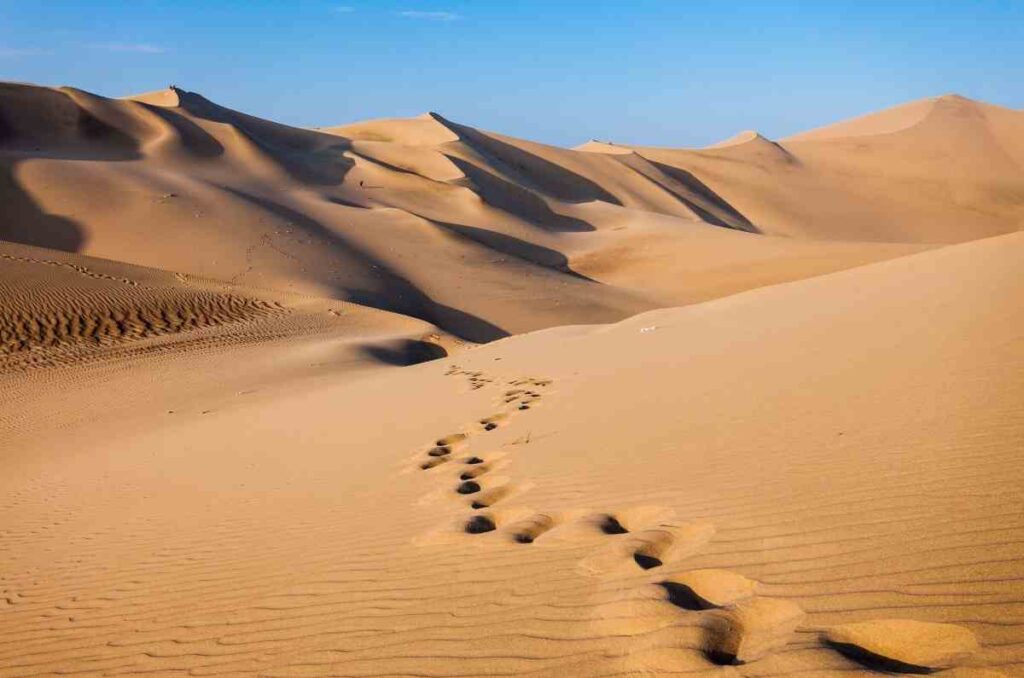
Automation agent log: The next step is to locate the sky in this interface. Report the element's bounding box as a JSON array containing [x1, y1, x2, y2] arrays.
[[1, 0, 1022, 147]]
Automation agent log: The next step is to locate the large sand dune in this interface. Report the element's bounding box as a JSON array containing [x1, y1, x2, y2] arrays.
[[1, 83, 1022, 676], [581, 94, 1024, 242]]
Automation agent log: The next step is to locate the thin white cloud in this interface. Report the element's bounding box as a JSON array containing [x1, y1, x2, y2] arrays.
[[0, 47, 53, 57], [90, 42, 169, 54], [396, 10, 459, 21]]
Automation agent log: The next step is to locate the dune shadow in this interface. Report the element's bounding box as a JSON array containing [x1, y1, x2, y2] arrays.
[[0, 162, 87, 252], [646, 160, 759, 233], [428, 218, 597, 281], [221, 187, 509, 343], [0, 84, 150, 252], [447, 120, 622, 206], [447, 155, 595, 232], [142, 105, 225, 158], [170, 88, 353, 186], [361, 338, 448, 366], [428, 302, 508, 343]]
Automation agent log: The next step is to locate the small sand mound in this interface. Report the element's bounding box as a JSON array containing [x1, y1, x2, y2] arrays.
[[825, 619, 980, 673]]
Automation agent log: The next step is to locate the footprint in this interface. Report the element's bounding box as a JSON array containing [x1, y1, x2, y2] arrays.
[[578, 516, 713, 575], [427, 445, 452, 457], [628, 521, 715, 570], [465, 514, 497, 534], [479, 414, 508, 431], [509, 514, 556, 544], [459, 464, 491, 480], [631, 530, 675, 569], [703, 598, 805, 665], [659, 569, 759, 610], [509, 377, 551, 387], [436, 433, 468, 446], [463, 456, 485, 465], [596, 514, 629, 535], [456, 480, 482, 495], [470, 485, 512, 509], [824, 619, 980, 674], [420, 457, 451, 470]]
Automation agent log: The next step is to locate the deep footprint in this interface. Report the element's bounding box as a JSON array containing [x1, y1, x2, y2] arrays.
[[660, 570, 758, 610], [420, 457, 450, 470], [465, 515, 496, 534], [510, 514, 555, 544], [460, 465, 490, 480], [824, 619, 980, 674], [704, 598, 805, 665], [598, 514, 629, 535], [456, 480, 482, 495], [630, 522, 716, 570], [480, 414, 508, 431], [436, 433, 468, 446], [471, 486, 510, 508]]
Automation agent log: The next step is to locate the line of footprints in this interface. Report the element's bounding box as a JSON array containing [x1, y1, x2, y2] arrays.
[[414, 366, 990, 675]]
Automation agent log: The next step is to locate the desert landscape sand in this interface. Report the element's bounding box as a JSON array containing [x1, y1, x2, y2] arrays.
[[1, 83, 1022, 676]]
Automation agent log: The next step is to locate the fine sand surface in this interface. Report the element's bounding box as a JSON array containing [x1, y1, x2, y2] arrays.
[[1, 84, 1022, 676]]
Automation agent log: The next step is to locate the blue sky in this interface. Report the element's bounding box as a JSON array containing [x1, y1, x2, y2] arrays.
[[1, 1, 1021, 147]]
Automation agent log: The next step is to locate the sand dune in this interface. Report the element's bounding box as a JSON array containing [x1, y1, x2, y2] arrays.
[[581, 94, 1024, 242], [1, 83, 1022, 676], [2, 82, 936, 342]]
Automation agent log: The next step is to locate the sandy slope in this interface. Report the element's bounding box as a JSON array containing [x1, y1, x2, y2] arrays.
[[2, 84, 1023, 676], [2, 230, 1021, 676]]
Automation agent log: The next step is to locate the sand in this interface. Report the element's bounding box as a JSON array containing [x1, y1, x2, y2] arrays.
[[1, 83, 1022, 676]]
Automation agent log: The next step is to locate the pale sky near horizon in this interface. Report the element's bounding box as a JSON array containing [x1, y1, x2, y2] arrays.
[[1, 0, 1021, 147]]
